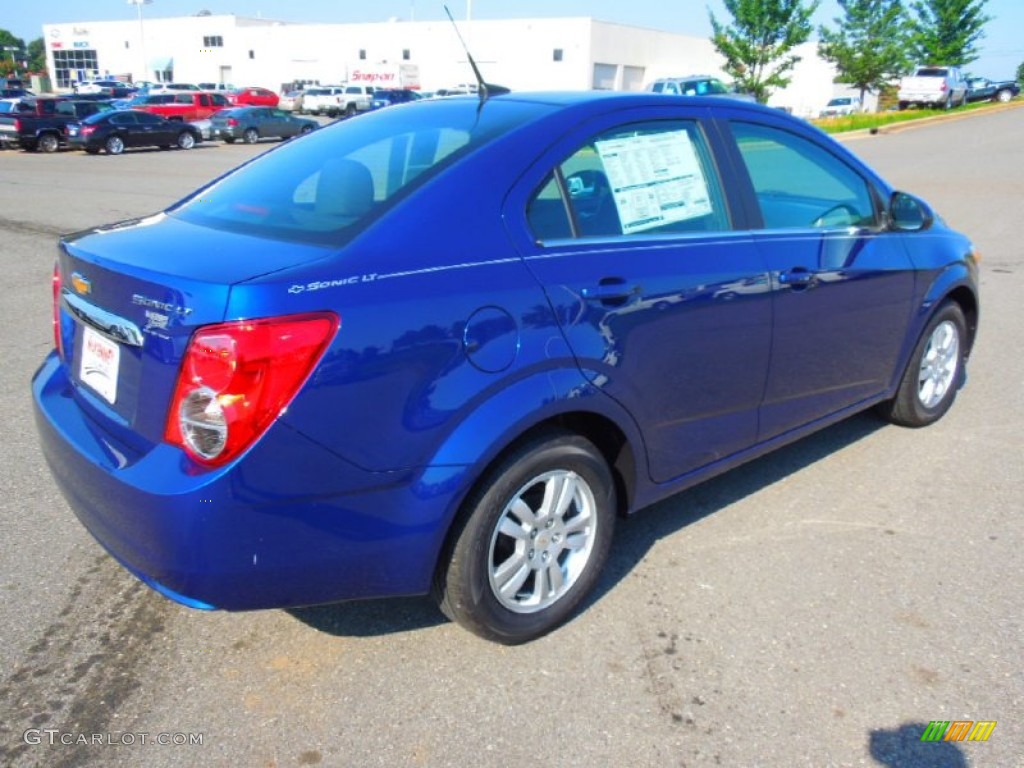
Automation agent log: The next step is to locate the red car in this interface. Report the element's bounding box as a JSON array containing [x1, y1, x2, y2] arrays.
[[227, 87, 279, 107]]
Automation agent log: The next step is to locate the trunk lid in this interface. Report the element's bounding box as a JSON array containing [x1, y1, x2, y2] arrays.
[[56, 213, 335, 458]]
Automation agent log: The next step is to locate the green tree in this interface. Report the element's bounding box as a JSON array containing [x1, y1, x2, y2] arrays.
[[709, 0, 821, 104], [819, 0, 910, 106], [1016, 60, 1024, 86], [906, 0, 990, 66], [27, 38, 46, 74], [0, 29, 24, 77]]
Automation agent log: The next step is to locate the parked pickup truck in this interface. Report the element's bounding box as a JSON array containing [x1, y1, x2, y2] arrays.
[[897, 65, 968, 110], [131, 91, 232, 122], [0, 98, 114, 152], [965, 77, 1020, 103], [302, 84, 375, 117]]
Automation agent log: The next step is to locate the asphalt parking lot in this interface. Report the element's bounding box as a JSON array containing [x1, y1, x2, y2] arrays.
[[0, 107, 1021, 767]]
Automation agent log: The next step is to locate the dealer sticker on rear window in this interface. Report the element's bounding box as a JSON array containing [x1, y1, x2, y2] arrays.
[[79, 326, 120, 404], [596, 130, 713, 234]]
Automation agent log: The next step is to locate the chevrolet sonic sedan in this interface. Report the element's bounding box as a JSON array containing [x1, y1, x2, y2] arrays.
[[33, 92, 979, 644]]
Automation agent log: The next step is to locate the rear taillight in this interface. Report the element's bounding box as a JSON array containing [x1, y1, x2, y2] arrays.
[[81, 125, 96, 136], [13, 118, 22, 132], [52, 263, 63, 359], [165, 312, 339, 467]]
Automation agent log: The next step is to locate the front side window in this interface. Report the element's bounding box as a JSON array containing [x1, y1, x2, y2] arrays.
[[527, 120, 729, 241], [731, 122, 876, 229]]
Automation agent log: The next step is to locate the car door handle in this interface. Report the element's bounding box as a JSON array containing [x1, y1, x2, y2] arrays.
[[581, 278, 641, 306], [778, 268, 817, 288]]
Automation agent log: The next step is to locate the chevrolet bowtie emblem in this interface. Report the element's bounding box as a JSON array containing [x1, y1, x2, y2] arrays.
[[71, 272, 91, 295]]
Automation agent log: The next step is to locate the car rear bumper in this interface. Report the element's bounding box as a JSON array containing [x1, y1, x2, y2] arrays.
[[32, 352, 455, 611]]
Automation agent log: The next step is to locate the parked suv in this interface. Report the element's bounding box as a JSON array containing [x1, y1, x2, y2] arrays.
[[648, 75, 756, 102]]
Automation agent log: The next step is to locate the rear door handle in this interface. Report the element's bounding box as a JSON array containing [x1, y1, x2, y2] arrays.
[[581, 277, 642, 306]]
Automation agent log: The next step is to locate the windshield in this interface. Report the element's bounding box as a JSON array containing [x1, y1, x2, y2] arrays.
[[172, 98, 547, 246]]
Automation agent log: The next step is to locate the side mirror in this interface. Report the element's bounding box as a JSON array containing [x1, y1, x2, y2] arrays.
[[889, 191, 934, 232]]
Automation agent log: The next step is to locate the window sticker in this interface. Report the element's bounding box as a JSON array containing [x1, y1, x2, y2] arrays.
[[595, 130, 713, 234]]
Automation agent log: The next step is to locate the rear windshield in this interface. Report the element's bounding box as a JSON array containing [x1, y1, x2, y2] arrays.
[[917, 68, 949, 76], [172, 98, 547, 246]]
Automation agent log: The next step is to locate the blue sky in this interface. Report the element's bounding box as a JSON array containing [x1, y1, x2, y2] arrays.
[[4, 1, 1022, 78]]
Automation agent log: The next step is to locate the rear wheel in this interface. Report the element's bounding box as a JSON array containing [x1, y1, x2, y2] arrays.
[[105, 135, 125, 155], [38, 133, 60, 153], [434, 431, 616, 644], [300, 125, 313, 135], [877, 302, 967, 427], [344, 103, 356, 118], [243, 128, 259, 144]]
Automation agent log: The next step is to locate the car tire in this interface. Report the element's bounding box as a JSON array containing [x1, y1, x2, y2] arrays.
[[105, 135, 125, 155], [243, 128, 259, 144], [996, 89, 1012, 103], [877, 302, 967, 428], [344, 104, 356, 118], [433, 430, 616, 645], [300, 125, 313, 135], [943, 93, 953, 110], [38, 133, 60, 153], [176, 131, 196, 150]]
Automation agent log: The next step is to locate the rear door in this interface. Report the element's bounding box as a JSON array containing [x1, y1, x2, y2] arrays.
[[505, 107, 772, 483]]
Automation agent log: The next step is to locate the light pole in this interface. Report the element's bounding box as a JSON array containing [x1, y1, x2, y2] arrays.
[[127, 0, 153, 83]]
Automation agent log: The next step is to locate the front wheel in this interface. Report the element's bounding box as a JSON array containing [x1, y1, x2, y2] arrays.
[[996, 88, 1013, 103], [105, 135, 125, 155], [434, 431, 616, 644], [877, 302, 967, 427], [242, 128, 259, 144], [176, 131, 196, 150]]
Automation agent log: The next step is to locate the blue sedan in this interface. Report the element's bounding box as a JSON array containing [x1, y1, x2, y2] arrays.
[[33, 91, 979, 644]]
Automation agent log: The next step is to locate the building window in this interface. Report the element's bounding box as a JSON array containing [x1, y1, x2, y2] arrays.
[[359, 49, 367, 60], [203, 36, 224, 47], [553, 48, 564, 62], [402, 49, 411, 61], [52, 49, 99, 89]]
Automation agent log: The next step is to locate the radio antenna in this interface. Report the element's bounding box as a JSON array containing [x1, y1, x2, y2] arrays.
[[443, 5, 510, 102]]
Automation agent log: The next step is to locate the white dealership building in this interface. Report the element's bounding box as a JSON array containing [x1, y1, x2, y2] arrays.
[[41, 13, 856, 116]]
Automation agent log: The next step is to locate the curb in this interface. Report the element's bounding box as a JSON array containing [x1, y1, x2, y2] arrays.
[[832, 99, 1024, 141]]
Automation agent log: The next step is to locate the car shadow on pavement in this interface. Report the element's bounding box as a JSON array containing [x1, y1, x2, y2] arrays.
[[868, 722, 968, 767], [287, 595, 446, 637], [289, 411, 887, 639], [586, 410, 887, 609]]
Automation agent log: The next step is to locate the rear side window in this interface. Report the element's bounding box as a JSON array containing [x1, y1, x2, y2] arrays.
[[731, 122, 876, 229], [527, 120, 729, 241], [172, 99, 546, 245]]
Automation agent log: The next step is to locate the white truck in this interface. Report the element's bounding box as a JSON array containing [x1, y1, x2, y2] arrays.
[[897, 66, 968, 110]]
